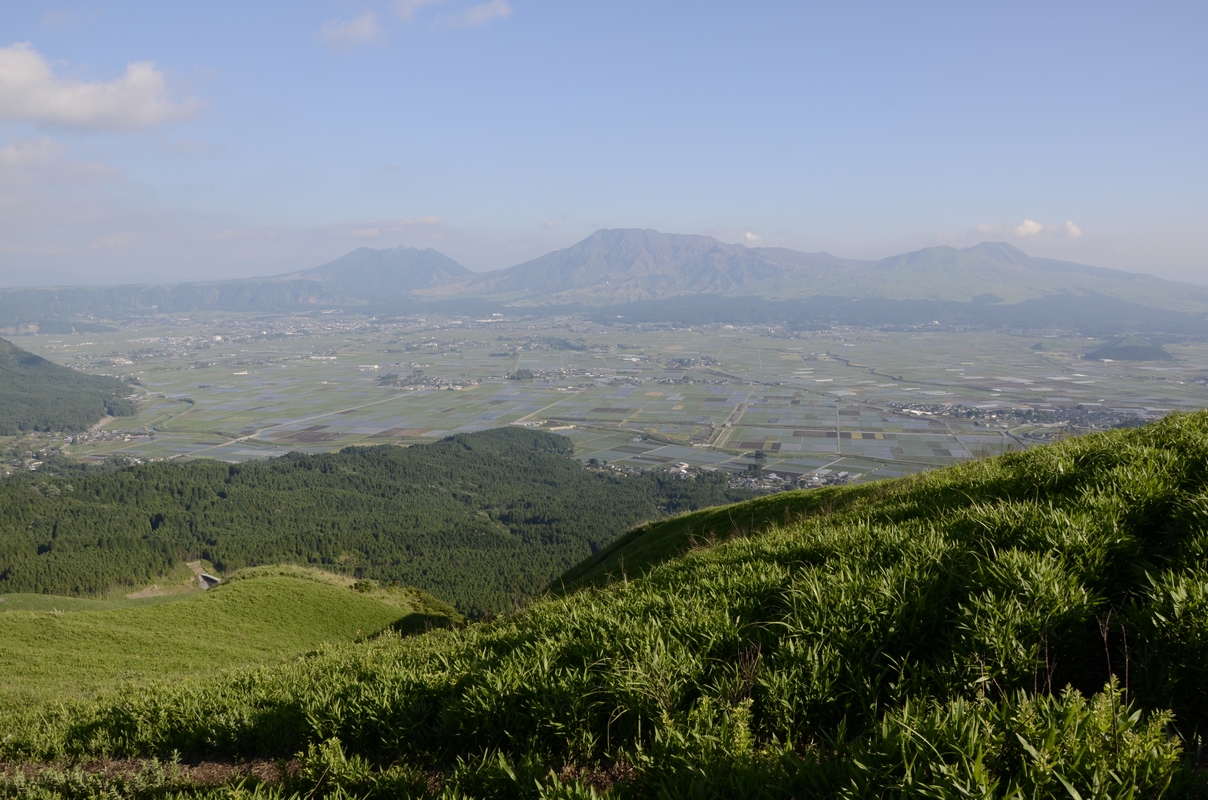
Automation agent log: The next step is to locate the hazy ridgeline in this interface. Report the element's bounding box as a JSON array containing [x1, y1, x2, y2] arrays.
[[0, 427, 753, 615], [6, 413, 1208, 797]]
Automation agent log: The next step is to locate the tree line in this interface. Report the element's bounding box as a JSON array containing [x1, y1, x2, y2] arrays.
[[0, 428, 753, 615]]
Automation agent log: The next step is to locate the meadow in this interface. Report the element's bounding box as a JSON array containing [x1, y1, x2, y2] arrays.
[[0, 570, 434, 708], [5, 411, 1208, 797]]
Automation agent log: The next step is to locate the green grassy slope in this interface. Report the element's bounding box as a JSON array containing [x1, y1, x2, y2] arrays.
[[553, 482, 890, 593], [0, 336, 134, 435], [7, 413, 1208, 797], [0, 573, 430, 706]]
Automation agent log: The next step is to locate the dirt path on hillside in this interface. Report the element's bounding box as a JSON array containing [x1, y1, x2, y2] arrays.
[[125, 562, 206, 599], [187, 561, 221, 589]]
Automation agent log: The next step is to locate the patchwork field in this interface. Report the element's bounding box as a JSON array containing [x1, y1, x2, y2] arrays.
[[9, 312, 1208, 483]]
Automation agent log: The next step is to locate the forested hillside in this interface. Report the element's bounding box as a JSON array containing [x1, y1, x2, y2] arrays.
[[6, 413, 1208, 797], [0, 428, 752, 614], [0, 337, 135, 435]]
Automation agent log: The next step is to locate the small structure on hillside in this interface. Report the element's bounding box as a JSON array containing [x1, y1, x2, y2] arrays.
[[198, 573, 221, 590]]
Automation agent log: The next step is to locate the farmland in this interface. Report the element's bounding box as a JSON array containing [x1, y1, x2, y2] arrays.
[[7, 311, 1205, 486]]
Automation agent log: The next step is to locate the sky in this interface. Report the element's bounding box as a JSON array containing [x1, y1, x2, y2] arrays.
[[0, 1, 1206, 286]]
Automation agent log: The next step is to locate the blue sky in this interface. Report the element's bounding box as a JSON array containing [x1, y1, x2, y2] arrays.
[[1, 1, 1205, 285]]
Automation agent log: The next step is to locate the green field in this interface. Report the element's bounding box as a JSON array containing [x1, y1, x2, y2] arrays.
[[8, 313, 1206, 488], [4, 414, 1208, 797], [0, 570, 436, 706]]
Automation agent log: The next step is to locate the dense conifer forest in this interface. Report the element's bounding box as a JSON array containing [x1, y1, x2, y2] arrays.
[[0, 337, 135, 435], [0, 427, 752, 614]]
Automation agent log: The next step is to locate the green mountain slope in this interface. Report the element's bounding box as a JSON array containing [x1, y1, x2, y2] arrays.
[[7, 413, 1208, 797], [0, 337, 135, 435], [0, 427, 752, 615]]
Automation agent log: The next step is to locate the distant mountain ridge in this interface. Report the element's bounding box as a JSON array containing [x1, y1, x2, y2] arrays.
[[0, 246, 472, 332], [279, 245, 472, 299], [415, 230, 1203, 310], [2, 229, 1207, 329], [418, 229, 864, 304]]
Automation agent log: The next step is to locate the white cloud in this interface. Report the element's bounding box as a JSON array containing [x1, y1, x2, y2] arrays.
[[976, 218, 1084, 241], [460, 0, 512, 26], [1014, 219, 1044, 237], [543, 219, 558, 230], [0, 42, 202, 130], [395, 0, 445, 22], [0, 136, 59, 167], [318, 12, 382, 51], [744, 230, 763, 245]]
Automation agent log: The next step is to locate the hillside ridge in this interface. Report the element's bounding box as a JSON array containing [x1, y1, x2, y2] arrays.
[[0, 336, 135, 434]]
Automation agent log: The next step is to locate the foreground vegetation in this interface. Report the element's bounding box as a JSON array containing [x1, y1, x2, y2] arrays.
[[0, 427, 752, 615], [6, 412, 1208, 797], [0, 337, 134, 436]]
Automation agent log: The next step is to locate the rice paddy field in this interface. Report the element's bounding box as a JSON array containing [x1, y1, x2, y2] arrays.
[[10, 312, 1208, 483]]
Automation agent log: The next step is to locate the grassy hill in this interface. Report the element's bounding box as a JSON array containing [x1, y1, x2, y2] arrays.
[[0, 337, 135, 435], [1085, 335, 1174, 361], [6, 413, 1208, 797], [0, 569, 452, 707]]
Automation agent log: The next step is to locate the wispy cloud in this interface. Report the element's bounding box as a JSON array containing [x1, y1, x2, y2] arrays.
[[214, 216, 445, 247], [0, 42, 202, 130], [395, 0, 446, 23], [40, 9, 77, 28], [394, 0, 512, 28], [0, 136, 119, 189], [976, 219, 1083, 240], [325, 216, 446, 241], [743, 230, 763, 245], [318, 12, 382, 51], [0, 136, 59, 168], [93, 232, 136, 249], [459, 0, 512, 26]]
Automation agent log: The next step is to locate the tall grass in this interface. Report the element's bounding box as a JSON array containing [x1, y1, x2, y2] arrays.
[[8, 413, 1208, 797]]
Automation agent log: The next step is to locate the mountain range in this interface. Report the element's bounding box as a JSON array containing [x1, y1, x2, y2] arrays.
[[2, 229, 1207, 332], [415, 229, 1208, 310]]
